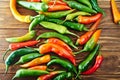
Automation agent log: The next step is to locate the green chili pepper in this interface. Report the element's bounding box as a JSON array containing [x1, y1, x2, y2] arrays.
[[39, 9, 75, 19], [63, 0, 97, 13], [90, 0, 106, 16], [40, 21, 79, 37], [29, 14, 45, 32], [36, 32, 78, 49], [17, 1, 48, 12], [76, 44, 100, 79], [5, 30, 36, 43], [12, 69, 49, 80], [53, 72, 72, 80], [47, 58, 77, 74], [15, 53, 43, 65], [45, 18, 88, 31], [5, 47, 38, 74]]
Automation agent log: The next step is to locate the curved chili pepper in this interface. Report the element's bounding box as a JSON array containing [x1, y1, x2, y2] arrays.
[[36, 32, 78, 49], [39, 43, 76, 65], [76, 18, 101, 45], [82, 53, 103, 75], [28, 65, 47, 70], [20, 55, 51, 68], [48, 0, 67, 5], [77, 0, 92, 8], [12, 69, 49, 80], [76, 13, 102, 24], [27, 0, 41, 2], [37, 71, 65, 80], [111, 0, 120, 24], [5, 30, 36, 43]]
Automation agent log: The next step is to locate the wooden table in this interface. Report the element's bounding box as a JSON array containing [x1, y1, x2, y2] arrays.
[[0, 0, 120, 80]]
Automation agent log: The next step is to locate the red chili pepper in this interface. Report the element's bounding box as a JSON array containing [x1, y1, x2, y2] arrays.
[[77, 13, 102, 24], [28, 65, 47, 70], [82, 53, 103, 75], [27, 0, 41, 2], [48, 0, 67, 5], [76, 18, 101, 45], [39, 43, 76, 66]]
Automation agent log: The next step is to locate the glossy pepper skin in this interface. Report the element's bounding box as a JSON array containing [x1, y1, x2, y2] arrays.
[[39, 43, 76, 65], [28, 65, 47, 70], [12, 69, 49, 80], [77, 0, 92, 8], [5, 30, 36, 43], [36, 32, 78, 49]]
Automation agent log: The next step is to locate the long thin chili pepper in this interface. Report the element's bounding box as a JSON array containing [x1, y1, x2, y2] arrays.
[[48, 0, 67, 5], [76, 13, 102, 24], [111, 0, 120, 24], [40, 21, 79, 37], [76, 18, 101, 45], [27, 0, 41, 2], [20, 55, 51, 68], [28, 65, 47, 70], [39, 43, 76, 65], [10, 0, 31, 23], [5, 30, 36, 43], [36, 32, 78, 49], [82, 53, 103, 75]]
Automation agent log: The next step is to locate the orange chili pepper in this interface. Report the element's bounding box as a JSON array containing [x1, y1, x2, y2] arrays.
[[48, 0, 67, 5], [111, 0, 120, 24], [27, 0, 41, 2], [28, 65, 47, 70]]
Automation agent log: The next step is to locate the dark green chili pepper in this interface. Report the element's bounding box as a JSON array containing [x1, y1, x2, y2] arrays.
[[12, 69, 49, 80], [36, 32, 78, 49], [90, 0, 106, 16], [5, 47, 38, 74], [45, 18, 89, 31], [63, 0, 97, 13], [47, 58, 77, 74], [53, 72, 72, 80], [15, 53, 43, 65], [39, 21, 79, 37], [17, 1, 48, 12]]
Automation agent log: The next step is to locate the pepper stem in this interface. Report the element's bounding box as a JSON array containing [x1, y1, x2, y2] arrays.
[[69, 43, 78, 49], [66, 30, 79, 38], [74, 49, 86, 55], [2, 48, 10, 61], [75, 70, 81, 80]]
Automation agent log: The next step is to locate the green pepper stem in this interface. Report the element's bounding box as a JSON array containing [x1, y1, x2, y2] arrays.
[[2, 48, 10, 61], [66, 30, 79, 38], [69, 43, 78, 49], [75, 70, 81, 80], [74, 49, 86, 55]]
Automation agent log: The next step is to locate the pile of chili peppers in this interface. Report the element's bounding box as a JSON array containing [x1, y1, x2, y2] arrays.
[[3, 0, 105, 80]]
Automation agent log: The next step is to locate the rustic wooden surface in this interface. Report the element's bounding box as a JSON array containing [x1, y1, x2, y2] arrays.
[[0, 0, 120, 80]]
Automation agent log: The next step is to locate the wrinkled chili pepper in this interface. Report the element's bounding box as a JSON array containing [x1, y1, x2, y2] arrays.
[[5, 30, 36, 43], [40, 21, 79, 37], [63, 0, 97, 13], [77, 0, 92, 8], [36, 32, 78, 49], [39, 43, 76, 65], [37, 71, 65, 80], [82, 53, 103, 75], [15, 53, 43, 64], [76, 13, 102, 24], [111, 0, 120, 24], [76, 18, 101, 45], [20, 55, 51, 68], [5, 47, 38, 74], [28, 65, 47, 70], [10, 0, 31, 23], [12, 69, 49, 80], [47, 58, 77, 74]]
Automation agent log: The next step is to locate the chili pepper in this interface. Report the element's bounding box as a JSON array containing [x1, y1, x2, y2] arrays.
[[5, 47, 38, 74], [20, 55, 51, 68], [15, 53, 43, 64], [39, 43, 76, 65], [29, 14, 45, 32], [75, 29, 102, 54], [40, 21, 79, 37], [47, 58, 77, 74], [3, 40, 39, 61], [76, 13, 102, 24], [37, 71, 65, 80], [53, 72, 72, 80], [76, 44, 100, 78], [77, 0, 92, 9], [5, 30, 36, 43], [28, 65, 47, 70], [39, 9, 75, 19], [76, 18, 101, 45], [45, 18, 89, 31], [90, 0, 106, 16], [82, 53, 103, 75], [36, 32, 78, 49], [12, 69, 49, 80], [10, 0, 31, 23], [111, 0, 120, 24], [63, 0, 97, 13], [27, 0, 41, 2], [48, 0, 67, 5]]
